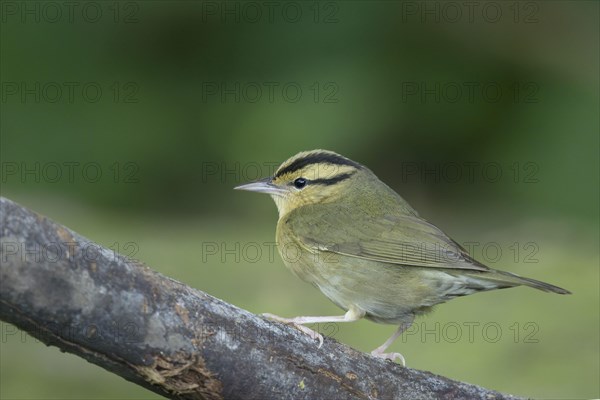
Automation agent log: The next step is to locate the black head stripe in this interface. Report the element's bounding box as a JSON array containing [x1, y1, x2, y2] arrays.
[[276, 152, 362, 178], [311, 172, 355, 186]]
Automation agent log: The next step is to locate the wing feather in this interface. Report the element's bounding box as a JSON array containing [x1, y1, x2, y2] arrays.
[[287, 205, 489, 272]]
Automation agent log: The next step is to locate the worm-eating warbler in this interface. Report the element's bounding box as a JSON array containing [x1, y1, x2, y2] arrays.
[[235, 150, 570, 364]]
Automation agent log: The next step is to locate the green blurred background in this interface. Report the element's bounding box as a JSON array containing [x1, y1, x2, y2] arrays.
[[1, 1, 598, 399]]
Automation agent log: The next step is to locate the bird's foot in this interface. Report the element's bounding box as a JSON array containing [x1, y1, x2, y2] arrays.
[[370, 349, 406, 366], [261, 313, 324, 348]]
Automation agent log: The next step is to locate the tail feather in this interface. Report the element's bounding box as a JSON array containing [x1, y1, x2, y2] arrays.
[[458, 269, 571, 295], [496, 270, 571, 294]]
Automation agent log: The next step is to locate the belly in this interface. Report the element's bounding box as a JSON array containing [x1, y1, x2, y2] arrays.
[[276, 231, 440, 324]]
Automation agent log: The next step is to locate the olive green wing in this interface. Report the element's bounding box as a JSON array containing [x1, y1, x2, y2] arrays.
[[286, 205, 489, 272]]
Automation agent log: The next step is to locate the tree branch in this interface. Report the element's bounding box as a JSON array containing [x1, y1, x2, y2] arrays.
[[0, 197, 522, 400]]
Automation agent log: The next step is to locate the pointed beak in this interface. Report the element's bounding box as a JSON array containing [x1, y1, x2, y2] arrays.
[[234, 177, 286, 196]]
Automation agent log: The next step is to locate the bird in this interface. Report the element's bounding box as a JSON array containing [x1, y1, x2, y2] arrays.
[[235, 149, 570, 365]]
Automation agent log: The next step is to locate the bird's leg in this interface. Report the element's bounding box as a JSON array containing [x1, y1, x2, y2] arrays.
[[262, 306, 365, 348], [370, 316, 415, 366]]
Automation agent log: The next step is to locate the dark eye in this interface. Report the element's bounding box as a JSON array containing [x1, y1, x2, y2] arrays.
[[293, 177, 307, 189]]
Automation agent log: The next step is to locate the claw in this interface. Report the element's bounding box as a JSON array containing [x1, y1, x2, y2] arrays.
[[294, 323, 324, 348], [370, 350, 406, 366], [261, 313, 324, 348]]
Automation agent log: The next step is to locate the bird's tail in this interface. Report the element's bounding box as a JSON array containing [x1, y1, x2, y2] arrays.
[[460, 269, 571, 295], [498, 270, 571, 294]]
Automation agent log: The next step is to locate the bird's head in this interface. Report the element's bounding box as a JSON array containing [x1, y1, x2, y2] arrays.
[[235, 150, 366, 217]]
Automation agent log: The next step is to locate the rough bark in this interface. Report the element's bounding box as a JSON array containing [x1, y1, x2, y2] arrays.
[[0, 197, 522, 400]]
